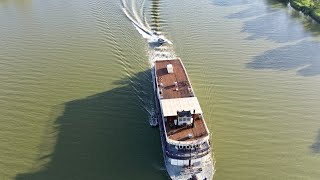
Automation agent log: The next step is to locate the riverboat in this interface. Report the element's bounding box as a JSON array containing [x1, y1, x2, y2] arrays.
[[152, 58, 214, 180]]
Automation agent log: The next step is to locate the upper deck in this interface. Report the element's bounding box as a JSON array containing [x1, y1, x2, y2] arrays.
[[154, 59, 210, 143], [155, 59, 193, 99], [165, 114, 208, 141]]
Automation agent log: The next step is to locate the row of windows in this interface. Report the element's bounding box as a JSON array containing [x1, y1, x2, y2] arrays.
[[179, 117, 191, 121]]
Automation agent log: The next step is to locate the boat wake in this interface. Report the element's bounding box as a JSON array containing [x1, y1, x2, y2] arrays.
[[152, 163, 167, 171], [121, 0, 176, 65]]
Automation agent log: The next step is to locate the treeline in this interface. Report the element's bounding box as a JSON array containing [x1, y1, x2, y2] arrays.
[[279, 0, 320, 22]]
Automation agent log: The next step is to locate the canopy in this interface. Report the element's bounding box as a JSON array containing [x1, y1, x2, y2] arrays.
[[160, 97, 203, 117]]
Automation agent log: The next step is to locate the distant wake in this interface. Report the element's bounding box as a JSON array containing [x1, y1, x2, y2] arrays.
[[121, 0, 176, 65]]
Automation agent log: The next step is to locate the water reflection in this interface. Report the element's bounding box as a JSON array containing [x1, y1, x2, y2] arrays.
[[217, 0, 320, 43], [311, 130, 320, 154], [243, 11, 311, 43], [247, 40, 320, 76], [15, 70, 167, 180], [226, 4, 276, 19], [212, 0, 251, 7], [0, 0, 32, 9]]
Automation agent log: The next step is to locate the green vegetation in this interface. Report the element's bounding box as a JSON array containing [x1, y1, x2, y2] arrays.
[[291, 0, 320, 12], [315, 7, 320, 16], [283, 0, 320, 22], [294, 0, 317, 7]]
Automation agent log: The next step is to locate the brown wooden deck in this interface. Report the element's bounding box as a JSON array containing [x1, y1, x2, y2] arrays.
[[165, 114, 208, 141], [155, 59, 193, 99]]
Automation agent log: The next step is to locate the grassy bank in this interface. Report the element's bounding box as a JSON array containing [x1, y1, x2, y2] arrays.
[[280, 0, 320, 22]]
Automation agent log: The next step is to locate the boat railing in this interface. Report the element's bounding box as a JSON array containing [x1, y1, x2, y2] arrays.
[[165, 148, 210, 160], [166, 135, 210, 146]]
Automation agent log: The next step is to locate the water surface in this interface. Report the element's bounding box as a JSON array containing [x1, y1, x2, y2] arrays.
[[0, 0, 320, 179]]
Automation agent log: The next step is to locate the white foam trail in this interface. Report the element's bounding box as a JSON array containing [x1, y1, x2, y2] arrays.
[[140, 0, 146, 17], [121, 0, 173, 45], [121, 0, 177, 72], [134, 23, 152, 39], [144, 16, 151, 30], [131, 0, 145, 27], [122, 7, 153, 40]]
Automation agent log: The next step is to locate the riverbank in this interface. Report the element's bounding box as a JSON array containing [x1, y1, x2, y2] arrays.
[[280, 0, 320, 23]]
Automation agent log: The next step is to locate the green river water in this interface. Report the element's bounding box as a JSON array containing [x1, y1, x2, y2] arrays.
[[0, 0, 320, 179]]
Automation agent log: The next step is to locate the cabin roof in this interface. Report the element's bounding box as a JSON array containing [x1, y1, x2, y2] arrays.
[[160, 97, 203, 117], [178, 110, 191, 117]]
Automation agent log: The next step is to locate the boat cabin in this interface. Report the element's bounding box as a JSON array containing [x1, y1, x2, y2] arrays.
[[175, 110, 193, 126]]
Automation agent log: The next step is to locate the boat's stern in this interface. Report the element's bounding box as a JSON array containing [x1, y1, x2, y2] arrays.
[[165, 153, 215, 180]]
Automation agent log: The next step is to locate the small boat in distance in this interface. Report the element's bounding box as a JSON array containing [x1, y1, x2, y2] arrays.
[[157, 37, 165, 44], [150, 32, 170, 45]]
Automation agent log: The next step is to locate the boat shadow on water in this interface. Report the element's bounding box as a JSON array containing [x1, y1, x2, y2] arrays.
[[15, 70, 168, 180], [310, 129, 320, 154]]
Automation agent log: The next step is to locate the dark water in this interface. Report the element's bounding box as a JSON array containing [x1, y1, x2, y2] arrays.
[[0, 0, 320, 179]]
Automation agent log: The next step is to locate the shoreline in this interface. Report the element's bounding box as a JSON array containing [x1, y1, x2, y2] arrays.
[[280, 0, 320, 23]]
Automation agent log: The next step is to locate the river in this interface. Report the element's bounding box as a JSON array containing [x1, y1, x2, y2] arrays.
[[0, 0, 319, 179]]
